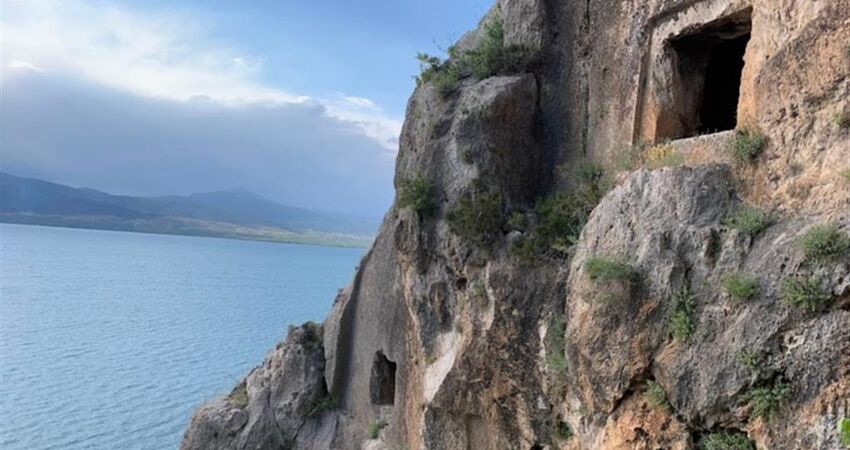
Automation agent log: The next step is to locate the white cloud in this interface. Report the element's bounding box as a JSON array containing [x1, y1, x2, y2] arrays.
[[1, 0, 402, 150], [8, 60, 45, 72]]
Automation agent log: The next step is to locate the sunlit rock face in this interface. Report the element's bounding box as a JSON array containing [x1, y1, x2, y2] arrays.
[[182, 0, 850, 448]]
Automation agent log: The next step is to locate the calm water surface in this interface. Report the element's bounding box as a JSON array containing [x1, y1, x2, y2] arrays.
[[0, 224, 362, 450]]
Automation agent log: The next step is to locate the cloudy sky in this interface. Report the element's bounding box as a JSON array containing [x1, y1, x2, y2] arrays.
[[1, 0, 487, 216]]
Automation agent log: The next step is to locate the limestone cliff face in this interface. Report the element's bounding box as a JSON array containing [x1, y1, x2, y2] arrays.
[[182, 1, 850, 449]]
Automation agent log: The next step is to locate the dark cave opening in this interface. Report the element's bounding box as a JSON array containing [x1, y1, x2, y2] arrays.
[[369, 351, 397, 405], [666, 10, 752, 139], [697, 32, 750, 133]]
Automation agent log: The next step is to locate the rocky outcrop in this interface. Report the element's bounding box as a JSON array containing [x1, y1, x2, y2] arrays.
[[183, 0, 849, 449], [181, 323, 339, 449]]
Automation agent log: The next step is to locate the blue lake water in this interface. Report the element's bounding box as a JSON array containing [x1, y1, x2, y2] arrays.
[[0, 224, 363, 450]]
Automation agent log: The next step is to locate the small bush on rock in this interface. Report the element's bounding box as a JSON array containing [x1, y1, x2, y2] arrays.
[[415, 16, 530, 97], [545, 316, 567, 373], [447, 185, 504, 248], [554, 420, 573, 440], [367, 418, 388, 439], [228, 382, 249, 408], [669, 287, 696, 341], [415, 53, 460, 97], [643, 143, 684, 169], [513, 162, 612, 261], [834, 112, 850, 130], [720, 273, 760, 302], [730, 128, 766, 163], [798, 224, 850, 263], [780, 277, 831, 312], [841, 168, 850, 183], [744, 379, 790, 420], [723, 206, 770, 236], [397, 174, 436, 218], [585, 256, 636, 282], [305, 393, 337, 417], [839, 417, 850, 446], [737, 349, 767, 383], [645, 381, 670, 412], [698, 431, 755, 450]]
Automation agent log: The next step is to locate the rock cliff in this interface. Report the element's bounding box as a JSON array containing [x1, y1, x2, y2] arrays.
[[182, 0, 850, 448]]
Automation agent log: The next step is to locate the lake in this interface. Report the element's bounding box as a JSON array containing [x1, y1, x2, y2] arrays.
[[0, 223, 363, 450]]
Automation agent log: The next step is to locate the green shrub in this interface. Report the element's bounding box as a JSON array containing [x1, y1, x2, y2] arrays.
[[723, 206, 770, 236], [585, 256, 636, 282], [447, 186, 504, 248], [643, 143, 684, 169], [513, 163, 612, 261], [554, 420, 573, 440], [511, 193, 586, 261], [839, 417, 850, 446], [645, 381, 670, 412], [737, 349, 766, 383], [415, 17, 529, 97], [834, 112, 850, 130], [506, 211, 527, 231], [731, 128, 767, 163], [415, 53, 460, 97], [780, 277, 831, 312], [367, 418, 388, 439], [669, 287, 696, 342], [720, 273, 760, 302], [228, 382, 249, 408], [397, 174, 436, 218], [545, 316, 567, 373], [743, 379, 790, 420], [698, 431, 755, 450], [798, 224, 850, 263], [305, 393, 337, 417]]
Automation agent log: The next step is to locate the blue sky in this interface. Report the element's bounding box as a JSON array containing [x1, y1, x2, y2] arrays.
[[1, 0, 489, 216]]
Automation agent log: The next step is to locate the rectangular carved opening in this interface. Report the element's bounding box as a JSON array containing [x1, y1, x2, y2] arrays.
[[663, 9, 752, 139], [369, 351, 396, 405]]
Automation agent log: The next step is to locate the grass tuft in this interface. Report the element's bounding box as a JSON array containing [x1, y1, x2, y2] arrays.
[[305, 393, 337, 418], [730, 128, 767, 163], [643, 144, 685, 169], [645, 381, 670, 412], [367, 418, 388, 439], [723, 206, 770, 236], [839, 417, 850, 446], [585, 256, 636, 282], [669, 287, 696, 342], [798, 224, 850, 263], [720, 273, 760, 302], [834, 112, 850, 130], [397, 174, 436, 219], [743, 379, 790, 421], [228, 382, 249, 408], [545, 316, 567, 373], [698, 431, 755, 450], [780, 277, 831, 312]]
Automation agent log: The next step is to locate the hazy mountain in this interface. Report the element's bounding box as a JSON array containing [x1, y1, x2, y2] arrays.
[[0, 172, 379, 247]]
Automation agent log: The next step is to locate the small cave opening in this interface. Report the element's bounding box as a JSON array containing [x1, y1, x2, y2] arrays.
[[664, 9, 752, 139], [369, 351, 397, 405]]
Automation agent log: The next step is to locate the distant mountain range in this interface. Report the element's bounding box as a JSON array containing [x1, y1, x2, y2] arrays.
[[0, 172, 379, 247]]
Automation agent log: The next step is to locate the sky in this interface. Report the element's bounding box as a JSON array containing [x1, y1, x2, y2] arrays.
[[0, 0, 490, 217]]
